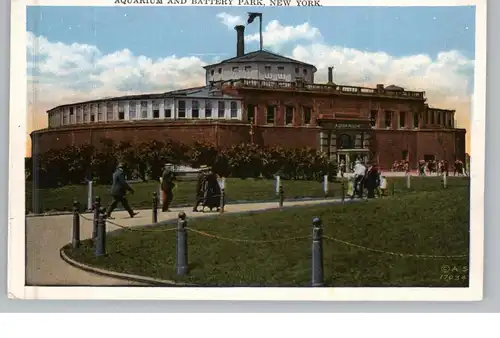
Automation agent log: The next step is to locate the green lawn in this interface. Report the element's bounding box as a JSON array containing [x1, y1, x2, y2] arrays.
[[27, 176, 469, 214], [64, 184, 470, 287]]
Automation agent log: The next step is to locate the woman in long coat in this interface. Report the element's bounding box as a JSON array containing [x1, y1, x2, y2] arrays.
[[202, 171, 222, 211]]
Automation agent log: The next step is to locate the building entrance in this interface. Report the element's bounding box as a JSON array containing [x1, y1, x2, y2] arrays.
[[319, 126, 373, 172], [337, 149, 370, 172]]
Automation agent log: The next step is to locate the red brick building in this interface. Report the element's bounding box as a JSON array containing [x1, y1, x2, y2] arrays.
[[31, 25, 466, 170]]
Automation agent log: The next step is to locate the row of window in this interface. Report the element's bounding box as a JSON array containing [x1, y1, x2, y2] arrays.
[[50, 99, 240, 126], [369, 110, 454, 129], [246, 104, 313, 125], [210, 65, 309, 77]]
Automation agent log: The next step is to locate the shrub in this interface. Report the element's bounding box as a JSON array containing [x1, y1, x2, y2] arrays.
[[27, 140, 337, 188]]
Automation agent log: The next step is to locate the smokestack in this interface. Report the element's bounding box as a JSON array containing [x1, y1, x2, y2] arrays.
[[235, 25, 245, 57], [327, 67, 333, 83]]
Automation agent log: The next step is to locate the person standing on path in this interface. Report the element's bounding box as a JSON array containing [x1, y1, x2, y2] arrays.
[[203, 168, 222, 212], [339, 159, 346, 177], [160, 163, 176, 212], [378, 174, 387, 197], [106, 163, 139, 219], [192, 165, 209, 212], [364, 163, 379, 199], [352, 160, 367, 199]]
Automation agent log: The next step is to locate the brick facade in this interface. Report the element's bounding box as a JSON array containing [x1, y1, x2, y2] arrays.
[[31, 121, 466, 171], [31, 84, 466, 170]]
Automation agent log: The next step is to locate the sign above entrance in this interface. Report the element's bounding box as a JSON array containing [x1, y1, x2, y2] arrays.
[[334, 123, 362, 129], [318, 118, 371, 129]]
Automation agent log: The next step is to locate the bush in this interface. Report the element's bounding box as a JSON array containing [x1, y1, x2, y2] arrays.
[[27, 139, 337, 188]]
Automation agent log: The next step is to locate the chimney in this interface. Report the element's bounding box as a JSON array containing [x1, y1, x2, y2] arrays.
[[235, 25, 245, 57], [376, 84, 384, 92], [327, 67, 333, 83]]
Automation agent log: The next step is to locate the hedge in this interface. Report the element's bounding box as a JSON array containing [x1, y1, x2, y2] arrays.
[[26, 139, 337, 188]]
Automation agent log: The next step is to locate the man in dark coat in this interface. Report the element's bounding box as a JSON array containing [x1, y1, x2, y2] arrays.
[[192, 165, 209, 212], [106, 163, 139, 219], [161, 163, 176, 212], [364, 164, 380, 199]]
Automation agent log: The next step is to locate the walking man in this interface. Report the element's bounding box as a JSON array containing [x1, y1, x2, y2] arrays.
[[106, 163, 139, 219], [161, 163, 176, 212]]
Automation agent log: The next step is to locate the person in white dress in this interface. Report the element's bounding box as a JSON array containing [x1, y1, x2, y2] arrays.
[[352, 159, 367, 199], [379, 175, 388, 197]]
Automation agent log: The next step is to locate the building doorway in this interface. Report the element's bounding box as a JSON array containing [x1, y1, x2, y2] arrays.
[[337, 150, 369, 172]]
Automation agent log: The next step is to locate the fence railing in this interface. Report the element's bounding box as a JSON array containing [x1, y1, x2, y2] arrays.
[[224, 78, 425, 100]]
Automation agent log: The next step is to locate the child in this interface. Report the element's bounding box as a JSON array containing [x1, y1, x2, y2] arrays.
[[347, 176, 355, 199], [379, 175, 387, 197]]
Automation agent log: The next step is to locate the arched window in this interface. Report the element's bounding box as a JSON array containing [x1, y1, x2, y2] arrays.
[[338, 134, 353, 149]]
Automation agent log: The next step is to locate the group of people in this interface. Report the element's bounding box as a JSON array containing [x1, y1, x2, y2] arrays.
[[391, 160, 410, 173], [104, 163, 223, 219], [348, 160, 388, 200], [417, 159, 448, 176], [417, 159, 468, 177]]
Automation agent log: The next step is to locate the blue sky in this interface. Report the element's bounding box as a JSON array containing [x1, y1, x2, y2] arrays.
[[27, 6, 475, 60], [26, 5, 476, 143]]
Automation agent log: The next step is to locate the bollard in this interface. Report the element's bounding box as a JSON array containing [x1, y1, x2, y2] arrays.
[[92, 196, 101, 241], [95, 207, 107, 257], [406, 174, 411, 189], [87, 180, 93, 211], [219, 188, 225, 214], [323, 174, 329, 198], [72, 200, 80, 249], [311, 217, 324, 287], [278, 185, 284, 208], [176, 212, 189, 276], [443, 172, 448, 188], [152, 191, 158, 223], [340, 181, 345, 203]]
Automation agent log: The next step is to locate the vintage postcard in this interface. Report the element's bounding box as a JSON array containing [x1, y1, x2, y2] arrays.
[[8, 0, 486, 301]]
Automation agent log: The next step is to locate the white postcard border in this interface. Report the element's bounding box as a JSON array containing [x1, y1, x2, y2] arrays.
[[8, 0, 487, 301]]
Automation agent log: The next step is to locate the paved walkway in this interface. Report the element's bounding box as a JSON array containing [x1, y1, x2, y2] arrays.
[[26, 198, 343, 286]]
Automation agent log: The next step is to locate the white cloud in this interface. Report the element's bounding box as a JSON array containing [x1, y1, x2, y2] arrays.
[[216, 13, 322, 50], [26, 18, 475, 134], [246, 20, 322, 49], [216, 12, 244, 29], [289, 44, 474, 101], [27, 31, 207, 104]]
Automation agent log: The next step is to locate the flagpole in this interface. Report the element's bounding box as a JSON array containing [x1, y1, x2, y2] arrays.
[[259, 14, 263, 50]]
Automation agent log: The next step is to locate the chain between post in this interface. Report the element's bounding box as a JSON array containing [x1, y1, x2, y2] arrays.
[[322, 235, 468, 259]]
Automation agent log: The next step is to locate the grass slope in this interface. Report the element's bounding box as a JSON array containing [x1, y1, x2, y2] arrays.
[[64, 185, 470, 287], [28, 176, 468, 213]]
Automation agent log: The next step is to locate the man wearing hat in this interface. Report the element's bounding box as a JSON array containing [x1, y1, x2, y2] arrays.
[[364, 162, 380, 199], [106, 163, 139, 219], [192, 165, 210, 212], [160, 163, 176, 212]]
